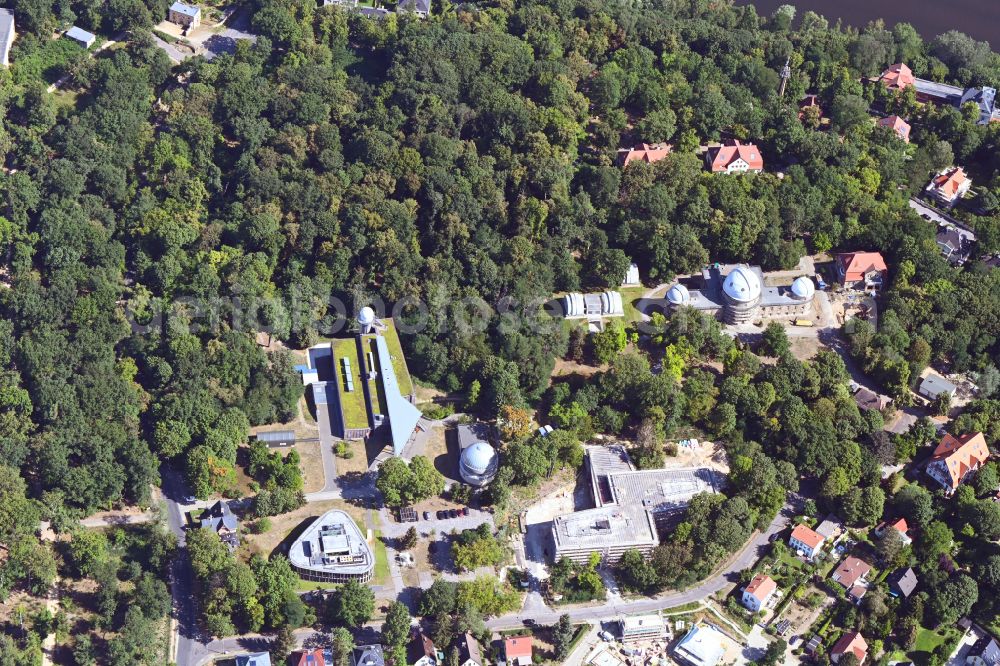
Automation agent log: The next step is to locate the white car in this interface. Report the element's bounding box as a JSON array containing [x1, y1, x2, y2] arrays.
[[599, 631, 614, 642]]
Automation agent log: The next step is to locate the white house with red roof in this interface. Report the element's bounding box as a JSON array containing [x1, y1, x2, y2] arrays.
[[831, 632, 869, 665], [741, 574, 777, 612], [789, 524, 825, 560], [617, 142, 672, 167], [877, 115, 911, 142], [927, 431, 990, 492], [503, 636, 532, 666], [874, 518, 912, 545], [836, 251, 887, 290], [926, 167, 972, 207], [704, 140, 764, 174]]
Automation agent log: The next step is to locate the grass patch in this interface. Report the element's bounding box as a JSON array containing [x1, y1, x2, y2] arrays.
[[620, 286, 647, 324], [332, 337, 369, 429], [153, 29, 180, 44], [661, 601, 702, 615], [372, 527, 390, 586], [380, 319, 414, 396], [913, 627, 947, 653]]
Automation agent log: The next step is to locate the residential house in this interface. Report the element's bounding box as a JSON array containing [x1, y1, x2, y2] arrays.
[[617, 142, 672, 167], [789, 524, 825, 560], [297, 650, 327, 666], [831, 632, 869, 665], [408, 631, 441, 666], [396, 0, 430, 18], [741, 574, 777, 612], [960, 86, 1000, 126], [968, 633, 1000, 666], [458, 633, 483, 666], [937, 226, 973, 264], [878, 115, 911, 142], [878, 63, 915, 90], [64, 26, 96, 48], [0, 9, 15, 67], [919, 373, 958, 402], [853, 387, 892, 413], [836, 251, 887, 290], [503, 636, 532, 666], [926, 167, 972, 208], [236, 654, 272, 666], [875, 518, 912, 546], [927, 431, 990, 492], [831, 556, 872, 603], [199, 500, 239, 550], [168, 1, 201, 31], [889, 567, 918, 599], [351, 646, 385, 666], [704, 140, 764, 174], [815, 517, 843, 542]]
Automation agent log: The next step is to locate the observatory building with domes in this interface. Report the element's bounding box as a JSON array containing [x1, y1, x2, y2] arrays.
[[457, 423, 499, 487], [664, 264, 815, 324]]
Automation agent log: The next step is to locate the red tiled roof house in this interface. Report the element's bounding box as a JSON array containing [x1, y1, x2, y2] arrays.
[[705, 140, 764, 174], [877, 115, 911, 142], [741, 574, 777, 612], [874, 518, 912, 545], [836, 251, 887, 290], [831, 556, 873, 603], [503, 636, 533, 666], [789, 524, 825, 559], [297, 650, 326, 666], [831, 632, 869, 665], [617, 142, 672, 167], [878, 63, 915, 91], [927, 432, 990, 492], [926, 167, 972, 207]]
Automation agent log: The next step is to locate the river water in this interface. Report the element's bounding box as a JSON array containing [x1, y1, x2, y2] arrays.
[[738, 0, 1000, 46]]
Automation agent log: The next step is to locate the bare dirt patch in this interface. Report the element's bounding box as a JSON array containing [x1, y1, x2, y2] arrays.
[[295, 442, 325, 494], [552, 357, 603, 378], [335, 439, 371, 475]]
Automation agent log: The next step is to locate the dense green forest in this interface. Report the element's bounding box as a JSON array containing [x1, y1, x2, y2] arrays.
[[3, 0, 1000, 657]]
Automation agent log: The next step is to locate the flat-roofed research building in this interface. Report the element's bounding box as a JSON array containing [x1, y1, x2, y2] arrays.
[[289, 510, 374, 583], [552, 504, 658, 564]]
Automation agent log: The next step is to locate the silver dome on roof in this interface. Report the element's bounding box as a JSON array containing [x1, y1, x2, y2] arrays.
[[723, 266, 761, 303], [666, 284, 691, 305], [358, 306, 376, 325], [790, 276, 815, 300], [459, 441, 499, 486]]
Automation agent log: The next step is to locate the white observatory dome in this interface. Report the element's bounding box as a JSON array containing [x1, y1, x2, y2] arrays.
[[358, 306, 376, 326], [790, 276, 815, 300], [459, 441, 499, 486], [666, 284, 691, 305], [723, 266, 762, 303]]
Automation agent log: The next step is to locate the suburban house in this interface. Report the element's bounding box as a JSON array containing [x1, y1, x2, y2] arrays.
[[741, 574, 777, 612], [836, 251, 887, 290], [351, 646, 385, 666], [396, 0, 431, 18], [852, 387, 892, 413], [878, 63, 915, 90], [503, 636, 532, 666], [831, 632, 869, 665], [168, 1, 201, 31], [198, 500, 239, 550], [968, 634, 1000, 666], [704, 140, 764, 174], [926, 431, 990, 492], [918, 373, 958, 402], [875, 518, 912, 546], [296, 650, 327, 666], [789, 524, 825, 560], [815, 517, 843, 542], [877, 115, 911, 142], [407, 632, 441, 666], [458, 633, 483, 666], [236, 654, 272, 666], [889, 567, 918, 598], [0, 9, 14, 67], [936, 226, 973, 264], [926, 167, 972, 207], [831, 556, 873, 603], [617, 142, 672, 167], [64, 26, 96, 48]]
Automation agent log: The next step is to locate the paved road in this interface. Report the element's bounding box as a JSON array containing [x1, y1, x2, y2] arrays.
[[162, 467, 206, 666], [908, 197, 976, 238]]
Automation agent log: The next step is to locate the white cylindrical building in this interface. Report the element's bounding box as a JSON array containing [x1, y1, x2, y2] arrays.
[[721, 266, 762, 324], [358, 306, 376, 334], [459, 441, 499, 487]]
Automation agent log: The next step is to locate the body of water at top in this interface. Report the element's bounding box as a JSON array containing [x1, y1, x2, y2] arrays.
[[738, 0, 1000, 47]]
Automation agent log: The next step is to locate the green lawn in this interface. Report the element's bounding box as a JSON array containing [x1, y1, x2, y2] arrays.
[[332, 338, 369, 429], [380, 319, 414, 396], [620, 286, 647, 324], [372, 527, 390, 586], [367, 338, 389, 415], [913, 627, 948, 653]]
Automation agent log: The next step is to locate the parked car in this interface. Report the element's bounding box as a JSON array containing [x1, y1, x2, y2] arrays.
[[436, 510, 446, 519], [423, 511, 431, 520], [461, 507, 469, 516], [599, 631, 614, 642], [182, 495, 197, 504], [448, 509, 458, 518]]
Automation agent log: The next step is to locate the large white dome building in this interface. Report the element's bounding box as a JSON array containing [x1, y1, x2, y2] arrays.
[[460, 442, 499, 487], [720, 265, 763, 323]]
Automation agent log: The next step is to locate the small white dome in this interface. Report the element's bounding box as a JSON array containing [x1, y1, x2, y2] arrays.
[[666, 284, 690, 305], [358, 306, 376, 325], [723, 266, 761, 303], [791, 276, 815, 300], [460, 441, 498, 486]]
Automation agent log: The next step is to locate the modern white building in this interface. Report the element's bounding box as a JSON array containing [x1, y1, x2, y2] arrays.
[[673, 624, 727, 666], [552, 504, 658, 564], [563, 290, 624, 319], [0, 9, 15, 67], [64, 26, 96, 48], [289, 510, 374, 583]]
